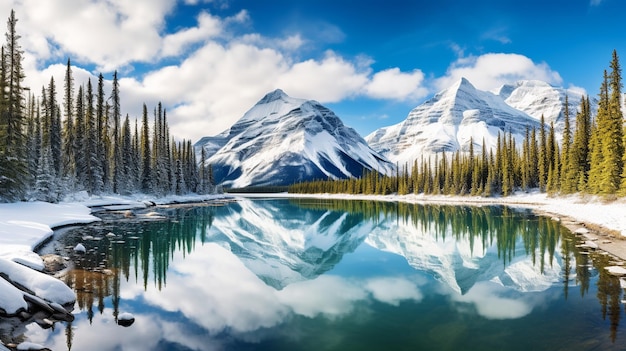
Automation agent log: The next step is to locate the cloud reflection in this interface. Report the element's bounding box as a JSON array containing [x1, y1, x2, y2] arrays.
[[133, 243, 424, 336]]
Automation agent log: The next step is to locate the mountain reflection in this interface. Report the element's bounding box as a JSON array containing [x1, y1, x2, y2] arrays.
[[49, 198, 626, 349]]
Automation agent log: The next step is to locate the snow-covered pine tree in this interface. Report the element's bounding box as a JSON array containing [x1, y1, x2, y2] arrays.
[[33, 145, 58, 203], [140, 103, 152, 193]]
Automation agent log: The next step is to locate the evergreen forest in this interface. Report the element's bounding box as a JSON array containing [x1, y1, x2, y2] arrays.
[[291, 50, 626, 200], [0, 10, 215, 203]]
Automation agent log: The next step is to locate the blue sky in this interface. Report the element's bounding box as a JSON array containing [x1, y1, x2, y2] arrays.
[[1, 0, 624, 142]]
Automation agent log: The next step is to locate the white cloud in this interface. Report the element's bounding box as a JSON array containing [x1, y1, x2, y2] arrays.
[[435, 53, 563, 92], [276, 51, 369, 102], [121, 45, 428, 141], [160, 11, 224, 58], [364, 68, 428, 101], [1, 1, 427, 142], [12, 0, 175, 71]]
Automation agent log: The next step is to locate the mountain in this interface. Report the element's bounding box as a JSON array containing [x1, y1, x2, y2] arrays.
[[494, 79, 593, 132], [195, 89, 393, 188], [366, 78, 542, 165], [365, 78, 597, 165]]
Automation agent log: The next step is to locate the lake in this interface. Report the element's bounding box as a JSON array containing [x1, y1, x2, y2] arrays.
[[8, 198, 626, 350]]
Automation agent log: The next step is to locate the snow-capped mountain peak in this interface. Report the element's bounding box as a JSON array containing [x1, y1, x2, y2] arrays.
[[366, 77, 542, 165], [196, 89, 393, 188]]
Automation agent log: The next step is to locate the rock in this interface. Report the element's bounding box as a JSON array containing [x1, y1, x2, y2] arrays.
[[16, 341, 50, 351], [73, 244, 86, 253], [574, 228, 590, 234], [583, 241, 598, 249], [606, 266, 626, 276], [117, 312, 135, 327], [124, 210, 134, 218], [106, 232, 116, 238], [41, 254, 66, 272]]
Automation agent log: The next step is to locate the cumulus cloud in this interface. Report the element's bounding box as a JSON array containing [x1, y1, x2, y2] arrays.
[[8, 0, 175, 71], [1, 1, 431, 142], [435, 53, 563, 92], [160, 11, 225, 58], [364, 68, 428, 101]]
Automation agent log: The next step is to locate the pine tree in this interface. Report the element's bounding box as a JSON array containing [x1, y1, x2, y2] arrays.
[[25, 94, 40, 188], [521, 127, 530, 191], [560, 95, 575, 194], [96, 73, 110, 191], [33, 145, 58, 203], [547, 121, 560, 194], [74, 85, 86, 189], [0, 10, 27, 201], [111, 71, 123, 193], [84, 78, 103, 194], [589, 71, 610, 194], [538, 115, 548, 191], [140, 104, 152, 193], [61, 58, 76, 180], [47, 77, 62, 175], [119, 114, 132, 194], [598, 50, 624, 196]]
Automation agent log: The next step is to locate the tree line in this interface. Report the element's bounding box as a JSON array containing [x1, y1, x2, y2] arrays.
[[0, 10, 215, 202], [291, 50, 625, 199]]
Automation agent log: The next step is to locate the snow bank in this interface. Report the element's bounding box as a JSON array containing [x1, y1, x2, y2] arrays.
[[0, 275, 28, 314], [0, 202, 99, 269], [0, 257, 75, 305]]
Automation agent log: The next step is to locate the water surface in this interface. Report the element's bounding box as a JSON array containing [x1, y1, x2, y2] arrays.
[[13, 198, 626, 350]]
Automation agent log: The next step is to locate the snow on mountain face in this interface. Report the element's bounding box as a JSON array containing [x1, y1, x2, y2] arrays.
[[196, 89, 393, 187], [494, 80, 593, 129], [366, 78, 542, 165]]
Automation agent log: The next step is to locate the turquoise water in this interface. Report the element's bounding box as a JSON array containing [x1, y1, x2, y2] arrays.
[[19, 199, 626, 350]]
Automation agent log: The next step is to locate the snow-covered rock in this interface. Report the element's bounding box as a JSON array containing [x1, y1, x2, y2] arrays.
[[196, 89, 393, 187], [606, 266, 626, 276], [0, 276, 28, 315], [73, 243, 86, 253], [16, 342, 46, 351], [0, 258, 75, 307]]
